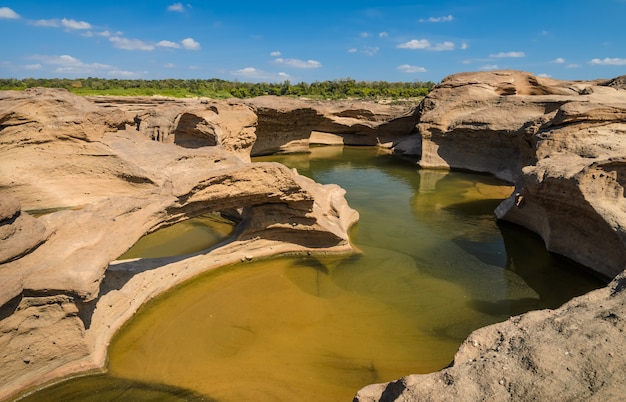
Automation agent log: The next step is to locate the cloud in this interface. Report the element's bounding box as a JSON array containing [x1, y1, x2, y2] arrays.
[[397, 64, 427, 73], [461, 42, 469, 50], [31, 18, 92, 30], [398, 39, 430, 49], [590, 57, 626, 65], [232, 67, 292, 81], [270, 51, 281, 57], [419, 15, 454, 23], [360, 32, 371, 38], [567, 64, 581, 69], [31, 54, 113, 74], [490, 51, 526, 58], [362, 46, 379, 56], [108, 69, 140, 77], [61, 18, 91, 30], [379, 32, 388, 38], [552, 57, 565, 63], [157, 40, 180, 49], [110, 36, 155, 51], [181, 37, 200, 50], [168, 3, 185, 12], [31, 19, 61, 27], [164, 63, 176, 68], [480, 64, 500, 70], [274, 57, 321, 69], [347, 48, 358, 53], [0, 7, 20, 19], [397, 39, 455, 51], [24, 64, 42, 70], [431, 41, 455, 51]]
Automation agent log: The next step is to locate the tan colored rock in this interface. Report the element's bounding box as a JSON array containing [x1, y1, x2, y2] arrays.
[[0, 195, 49, 264], [245, 96, 419, 155], [0, 89, 358, 400], [355, 271, 626, 402], [397, 70, 626, 277], [360, 70, 626, 401]]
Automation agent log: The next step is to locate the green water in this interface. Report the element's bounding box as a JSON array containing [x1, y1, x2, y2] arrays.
[[22, 146, 606, 402]]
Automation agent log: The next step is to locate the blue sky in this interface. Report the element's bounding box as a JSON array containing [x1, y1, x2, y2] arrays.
[[1, 0, 625, 83]]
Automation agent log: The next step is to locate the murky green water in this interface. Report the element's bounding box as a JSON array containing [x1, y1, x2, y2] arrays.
[[22, 146, 606, 402]]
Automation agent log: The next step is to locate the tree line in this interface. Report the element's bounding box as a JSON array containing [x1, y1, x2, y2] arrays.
[[0, 77, 435, 100]]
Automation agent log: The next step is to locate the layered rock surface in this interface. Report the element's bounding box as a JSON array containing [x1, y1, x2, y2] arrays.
[[395, 70, 626, 278], [0, 88, 362, 399], [359, 70, 626, 401]]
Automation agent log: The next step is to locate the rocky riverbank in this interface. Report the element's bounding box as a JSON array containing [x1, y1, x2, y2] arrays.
[[2, 70, 626, 401], [356, 70, 626, 401]]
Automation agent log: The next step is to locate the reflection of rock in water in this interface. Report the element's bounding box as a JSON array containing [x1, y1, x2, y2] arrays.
[[16, 374, 215, 402]]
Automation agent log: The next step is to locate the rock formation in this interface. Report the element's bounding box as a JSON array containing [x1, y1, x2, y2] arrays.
[[355, 270, 626, 401], [244, 96, 419, 155], [0, 88, 361, 399], [358, 70, 626, 401], [395, 70, 626, 278]]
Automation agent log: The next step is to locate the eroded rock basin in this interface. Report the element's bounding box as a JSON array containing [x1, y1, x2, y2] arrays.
[[20, 147, 605, 401]]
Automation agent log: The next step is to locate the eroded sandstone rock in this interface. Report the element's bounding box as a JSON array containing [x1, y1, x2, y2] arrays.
[[0, 89, 359, 399], [245, 96, 419, 155], [363, 70, 626, 401], [355, 271, 626, 402]]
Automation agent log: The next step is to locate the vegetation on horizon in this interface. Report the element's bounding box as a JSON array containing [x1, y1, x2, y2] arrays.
[[0, 77, 435, 100]]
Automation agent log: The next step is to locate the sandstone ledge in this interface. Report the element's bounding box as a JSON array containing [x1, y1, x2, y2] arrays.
[[0, 89, 364, 400]]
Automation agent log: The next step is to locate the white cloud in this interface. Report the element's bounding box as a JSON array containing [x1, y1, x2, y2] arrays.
[[270, 51, 281, 57], [24, 64, 42, 70], [108, 69, 140, 77], [397, 39, 455, 51], [181, 37, 200, 50], [490, 51, 526, 58], [461, 42, 468, 50], [419, 15, 454, 23], [157, 40, 181, 49], [480, 64, 499, 70], [30, 54, 115, 75], [552, 57, 565, 63], [232, 67, 292, 81], [567, 63, 581, 69], [398, 39, 431, 49], [164, 63, 176, 68], [379, 32, 388, 38], [0, 7, 20, 19], [347, 48, 358, 53], [167, 3, 185, 12], [431, 41, 455, 51], [61, 18, 91, 30], [363, 46, 379, 56], [32, 19, 61, 27], [537, 73, 551, 77], [274, 57, 321, 69], [590, 57, 626, 65], [397, 64, 427, 73], [110, 36, 155, 51], [360, 32, 371, 38], [31, 18, 92, 30]]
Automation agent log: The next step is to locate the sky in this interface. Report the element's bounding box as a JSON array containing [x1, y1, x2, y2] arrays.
[[0, 0, 625, 83]]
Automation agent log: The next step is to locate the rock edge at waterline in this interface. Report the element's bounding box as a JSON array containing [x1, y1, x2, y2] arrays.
[[357, 70, 626, 401], [0, 88, 370, 400]]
